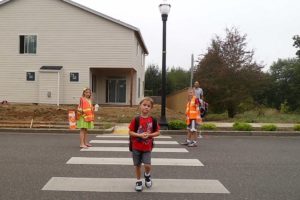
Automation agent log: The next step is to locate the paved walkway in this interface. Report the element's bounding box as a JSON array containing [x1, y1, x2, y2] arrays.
[[113, 124, 129, 134], [0, 122, 298, 136], [207, 122, 296, 128], [112, 122, 297, 134]]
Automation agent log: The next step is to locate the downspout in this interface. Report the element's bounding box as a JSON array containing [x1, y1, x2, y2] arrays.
[[57, 71, 60, 106], [130, 69, 133, 107]]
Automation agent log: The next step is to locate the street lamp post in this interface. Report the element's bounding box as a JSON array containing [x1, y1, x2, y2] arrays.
[[159, 0, 171, 129]]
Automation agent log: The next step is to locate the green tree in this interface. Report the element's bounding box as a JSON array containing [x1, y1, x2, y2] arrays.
[[268, 58, 300, 111], [166, 67, 190, 94], [144, 64, 161, 96], [194, 27, 265, 118], [293, 35, 300, 59]]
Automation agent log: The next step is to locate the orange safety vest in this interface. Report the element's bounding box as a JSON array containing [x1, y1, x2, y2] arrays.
[[186, 96, 202, 125], [78, 97, 94, 122]]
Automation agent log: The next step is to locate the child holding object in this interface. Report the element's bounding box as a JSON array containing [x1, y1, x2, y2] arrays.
[[182, 88, 202, 147], [128, 97, 160, 192], [77, 87, 94, 148]]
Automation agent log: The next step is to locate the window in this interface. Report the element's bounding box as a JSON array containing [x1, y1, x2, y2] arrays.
[[70, 72, 79, 82], [106, 79, 126, 103], [137, 41, 140, 55], [26, 72, 35, 81], [20, 35, 37, 54], [138, 78, 141, 98], [142, 81, 145, 96], [92, 75, 96, 93]]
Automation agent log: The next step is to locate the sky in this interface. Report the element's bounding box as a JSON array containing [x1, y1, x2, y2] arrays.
[[73, 0, 300, 71]]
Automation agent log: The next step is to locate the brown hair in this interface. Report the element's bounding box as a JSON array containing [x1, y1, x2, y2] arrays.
[[139, 97, 154, 108]]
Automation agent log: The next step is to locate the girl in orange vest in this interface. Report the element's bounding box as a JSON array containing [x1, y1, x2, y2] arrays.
[[77, 87, 95, 148], [182, 88, 202, 147]]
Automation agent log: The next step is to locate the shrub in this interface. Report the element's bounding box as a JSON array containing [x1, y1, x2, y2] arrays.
[[168, 120, 187, 130], [280, 100, 290, 113], [294, 124, 300, 131], [261, 124, 277, 131], [200, 123, 217, 130], [233, 122, 253, 131]]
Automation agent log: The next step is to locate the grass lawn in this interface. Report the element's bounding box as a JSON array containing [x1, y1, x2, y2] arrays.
[[205, 109, 300, 123]]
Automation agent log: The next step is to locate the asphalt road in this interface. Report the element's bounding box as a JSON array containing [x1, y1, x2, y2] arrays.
[[0, 132, 299, 200]]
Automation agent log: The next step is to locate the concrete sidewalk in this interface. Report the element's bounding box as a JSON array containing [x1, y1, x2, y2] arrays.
[[111, 122, 300, 136], [0, 122, 299, 136], [112, 122, 297, 132], [208, 122, 296, 128]]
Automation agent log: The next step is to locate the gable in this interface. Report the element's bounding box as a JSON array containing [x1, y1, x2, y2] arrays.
[[0, 0, 148, 54]]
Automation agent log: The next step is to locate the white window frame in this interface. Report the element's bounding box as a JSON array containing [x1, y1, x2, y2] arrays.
[[19, 34, 37, 54], [25, 71, 36, 81], [70, 72, 80, 82]]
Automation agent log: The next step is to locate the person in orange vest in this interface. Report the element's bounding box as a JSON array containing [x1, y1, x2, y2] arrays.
[[181, 88, 202, 147], [77, 87, 95, 148]]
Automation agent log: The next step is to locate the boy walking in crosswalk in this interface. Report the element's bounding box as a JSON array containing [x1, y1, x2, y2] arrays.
[[128, 97, 160, 191]]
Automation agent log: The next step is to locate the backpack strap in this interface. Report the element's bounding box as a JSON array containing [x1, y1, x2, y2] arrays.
[[134, 116, 140, 132], [150, 117, 157, 149], [129, 116, 140, 152], [152, 117, 157, 132]]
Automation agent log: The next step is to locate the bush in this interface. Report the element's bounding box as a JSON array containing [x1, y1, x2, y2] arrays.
[[280, 100, 290, 113], [261, 124, 277, 131], [200, 123, 217, 130], [294, 124, 300, 131], [233, 122, 253, 131], [168, 120, 187, 130]]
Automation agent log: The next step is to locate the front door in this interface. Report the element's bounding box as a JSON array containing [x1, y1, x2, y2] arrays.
[[106, 79, 126, 103], [39, 71, 61, 105]]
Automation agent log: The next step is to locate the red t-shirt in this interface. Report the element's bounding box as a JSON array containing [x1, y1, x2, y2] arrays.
[[128, 116, 160, 152]]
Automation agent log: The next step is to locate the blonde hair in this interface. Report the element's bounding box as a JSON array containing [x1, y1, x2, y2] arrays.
[[188, 87, 194, 93], [82, 87, 92, 97], [139, 97, 154, 108]]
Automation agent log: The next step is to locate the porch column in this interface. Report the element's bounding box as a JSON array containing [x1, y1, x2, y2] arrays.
[[130, 69, 133, 107]]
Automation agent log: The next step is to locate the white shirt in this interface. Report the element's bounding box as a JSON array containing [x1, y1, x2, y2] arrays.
[[194, 87, 203, 99]]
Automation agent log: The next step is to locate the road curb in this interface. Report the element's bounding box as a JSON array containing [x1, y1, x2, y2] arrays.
[[160, 130, 300, 136], [0, 127, 114, 134], [0, 127, 299, 136]]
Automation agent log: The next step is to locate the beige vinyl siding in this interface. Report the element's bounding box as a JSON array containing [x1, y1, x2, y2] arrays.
[[132, 37, 146, 103], [0, 0, 144, 104]]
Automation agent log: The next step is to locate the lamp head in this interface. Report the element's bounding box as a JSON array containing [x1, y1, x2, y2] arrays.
[[159, 0, 171, 16]]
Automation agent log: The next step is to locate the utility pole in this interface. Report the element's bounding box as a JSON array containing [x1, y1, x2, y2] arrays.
[[190, 54, 194, 87]]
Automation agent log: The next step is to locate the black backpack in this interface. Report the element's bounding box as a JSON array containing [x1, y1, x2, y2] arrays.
[[129, 116, 157, 152]]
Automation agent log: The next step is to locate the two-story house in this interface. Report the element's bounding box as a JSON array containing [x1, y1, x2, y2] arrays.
[[0, 0, 148, 105]]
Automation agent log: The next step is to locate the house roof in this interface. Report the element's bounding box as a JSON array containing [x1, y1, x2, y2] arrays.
[[0, 0, 149, 54]]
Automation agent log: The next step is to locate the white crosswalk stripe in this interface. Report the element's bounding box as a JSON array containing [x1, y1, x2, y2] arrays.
[[66, 157, 204, 166], [81, 146, 188, 152], [90, 139, 178, 144], [42, 134, 230, 194], [42, 177, 230, 193], [96, 135, 172, 139]]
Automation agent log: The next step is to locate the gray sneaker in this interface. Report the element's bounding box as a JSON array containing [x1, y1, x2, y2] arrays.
[[135, 181, 143, 191], [180, 140, 190, 145], [144, 173, 152, 188], [187, 141, 197, 147]]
